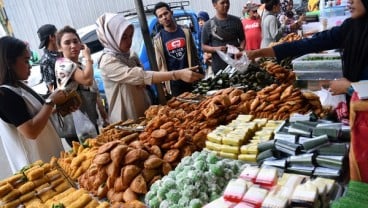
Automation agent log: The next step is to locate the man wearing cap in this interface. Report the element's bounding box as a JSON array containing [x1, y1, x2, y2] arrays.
[[37, 24, 60, 94], [242, 3, 262, 50]]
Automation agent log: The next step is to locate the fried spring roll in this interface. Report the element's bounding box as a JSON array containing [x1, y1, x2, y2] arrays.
[[1, 189, 21, 203], [26, 167, 45, 181], [59, 189, 85, 206], [19, 190, 36, 203], [18, 181, 35, 194], [68, 193, 92, 208], [44, 187, 75, 207], [2, 198, 21, 208], [0, 183, 13, 198]]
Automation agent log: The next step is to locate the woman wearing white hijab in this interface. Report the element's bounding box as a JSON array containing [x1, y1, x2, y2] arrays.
[[96, 13, 203, 122]]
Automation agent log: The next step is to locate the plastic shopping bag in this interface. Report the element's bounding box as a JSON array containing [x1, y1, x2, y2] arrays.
[[50, 113, 77, 139], [216, 48, 250, 73], [72, 109, 98, 143], [315, 88, 346, 109], [315, 88, 348, 123]]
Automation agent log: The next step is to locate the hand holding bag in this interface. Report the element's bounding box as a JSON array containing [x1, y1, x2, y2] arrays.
[[56, 90, 82, 117], [54, 58, 82, 117]]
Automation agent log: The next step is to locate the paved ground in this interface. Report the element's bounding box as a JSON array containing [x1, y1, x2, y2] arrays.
[[0, 138, 71, 180]]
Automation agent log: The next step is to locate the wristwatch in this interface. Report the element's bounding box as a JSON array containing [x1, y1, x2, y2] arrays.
[[347, 85, 354, 96], [45, 98, 55, 106]]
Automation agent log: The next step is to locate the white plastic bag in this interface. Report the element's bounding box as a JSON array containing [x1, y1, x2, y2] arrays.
[[216, 49, 250, 73], [315, 88, 346, 109], [72, 109, 98, 143]]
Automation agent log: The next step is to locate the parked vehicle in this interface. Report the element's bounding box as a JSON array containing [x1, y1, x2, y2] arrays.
[[79, 1, 202, 96], [27, 1, 201, 101]]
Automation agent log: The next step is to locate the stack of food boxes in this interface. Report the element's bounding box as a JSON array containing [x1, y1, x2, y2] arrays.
[[205, 115, 283, 162], [204, 165, 337, 208]]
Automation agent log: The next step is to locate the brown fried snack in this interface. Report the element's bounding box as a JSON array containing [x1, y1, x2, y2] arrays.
[[97, 183, 108, 199], [93, 152, 111, 165], [149, 175, 162, 187], [124, 149, 149, 164], [129, 174, 147, 194], [141, 168, 160, 182], [163, 149, 180, 163], [110, 144, 128, 166], [121, 165, 142, 189], [125, 200, 148, 208], [138, 132, 150, 142], [97, 140, 121, 154], [128, 140, 145, 149], [149, 145, 162, 158], [106, 162, 121, 178], [162, 162, 172, 175], [160, 121, 174, 130], [151, 129, 167, 139], [114, 177, 125, 192], [110, 191, 125, 203], [123, 187, 138, 203], [144, 155, 163, 169]]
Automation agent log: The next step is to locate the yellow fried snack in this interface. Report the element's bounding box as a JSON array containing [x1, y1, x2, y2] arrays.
[[39, 188, 58, 203], [0, 183, 13, 198], [31, 177, 48, 188], [50, 177, 64, 189], [70, 154, 86, 168], [59, 189, 86, 206], [4, 174, 23, 186], [19, 190, 36, 203], [2, 198, 21, 208], [68, 193, 92, 208], [35, 183, 50, 194], [45, 187, 75, 207], [84, 199, 100, 208], [96, 201, 111, 208], [23, 197, 44, 207], [17, 181, 35, 194], [53, 181, 71, 193], [45, 169, 61, 181], [1, 189, 21, 203]]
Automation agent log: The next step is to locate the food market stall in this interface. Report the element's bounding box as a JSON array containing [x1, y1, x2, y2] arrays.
[[0, 46, 361, 207]]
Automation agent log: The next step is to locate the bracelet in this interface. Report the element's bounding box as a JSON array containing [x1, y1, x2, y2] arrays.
[[171, 71, 177, 80]]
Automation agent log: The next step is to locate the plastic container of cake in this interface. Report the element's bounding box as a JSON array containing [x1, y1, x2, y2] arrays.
[[292, 52, 343, 80]]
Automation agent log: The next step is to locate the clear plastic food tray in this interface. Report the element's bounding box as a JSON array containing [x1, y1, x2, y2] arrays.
[[294, 70, 343, 80], [292, 53, 343, 80]]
